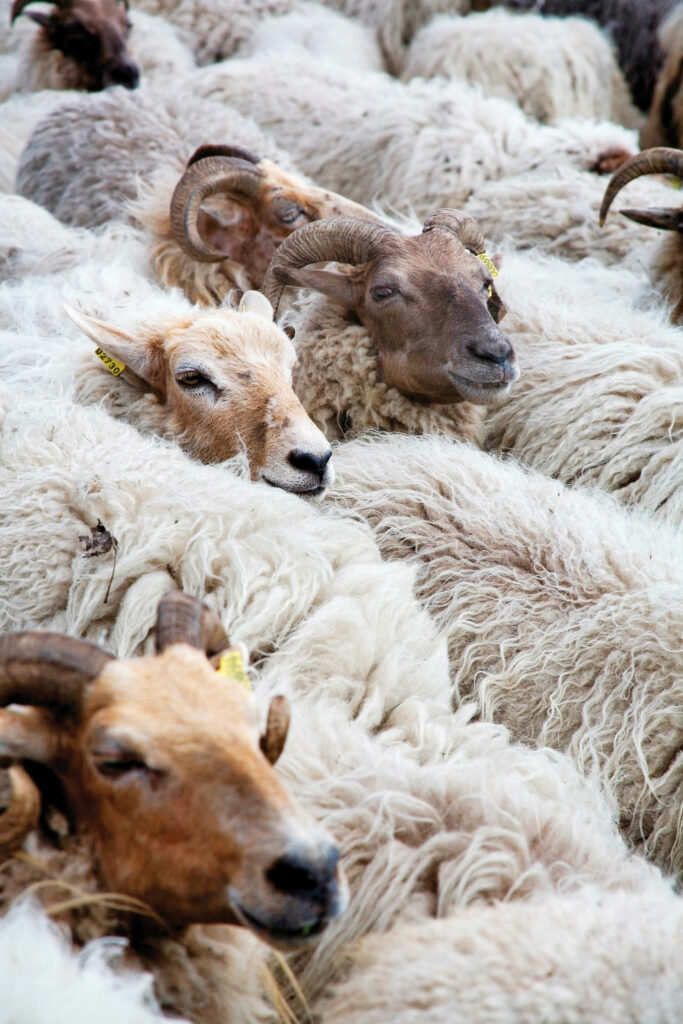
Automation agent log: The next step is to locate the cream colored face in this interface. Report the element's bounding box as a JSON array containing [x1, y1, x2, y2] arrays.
[[64, 299, 334, 494]]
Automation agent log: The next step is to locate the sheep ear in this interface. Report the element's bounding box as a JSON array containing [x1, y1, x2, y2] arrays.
[[491, 252, 503, 271], [274, 267, 361, 309], [0, 708, 59, 766], [238, 290, 274, 320], [63, 304, 165, 394]]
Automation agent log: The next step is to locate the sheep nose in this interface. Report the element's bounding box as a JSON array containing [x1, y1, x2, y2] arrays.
[[266, 845, 340, 906], [108, 60, 140, 89], [467, 336, 514, 366], [288, 448, 332, 479]]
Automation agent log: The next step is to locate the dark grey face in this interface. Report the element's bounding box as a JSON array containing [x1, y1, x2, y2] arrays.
[[30, 0, 139, 91]]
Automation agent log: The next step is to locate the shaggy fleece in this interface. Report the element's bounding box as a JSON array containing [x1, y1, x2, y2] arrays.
[[317, 885, 683, 1024], [329, 433, 683, 877], [485, 250, 683, 524]]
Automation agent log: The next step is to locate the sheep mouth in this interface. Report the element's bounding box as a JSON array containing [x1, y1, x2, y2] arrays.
[[447, 372, 511, 404], [230, 900, 327, 949], [261, 475, 328, 496]]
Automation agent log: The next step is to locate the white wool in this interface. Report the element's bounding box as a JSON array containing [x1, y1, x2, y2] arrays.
[[0, 901, 178, 1024], [184, 55, 654, 264], [486, 250, 683, 524], [402, 9, 640, 128], [317, 884, 683, 1024], [328, 433, 683, 878]]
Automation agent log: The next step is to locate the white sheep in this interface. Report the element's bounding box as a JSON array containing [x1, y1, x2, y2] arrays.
[[327, 432, 683, 878], [402, 8, 640, 128], [483, 249, 683, 524]]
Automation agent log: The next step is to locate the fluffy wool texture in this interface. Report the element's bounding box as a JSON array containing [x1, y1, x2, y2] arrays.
[[187, 56, 664, 265], [14, 87, 293, 229], [402, 9, 639, 128], [0, 387, 676, 1017], [327, 434, 683, 878], [0, 901, 189, 1024], [281, 291, 486, 444], [317, 885, 683, 1024], [484, 251, 683, 523]]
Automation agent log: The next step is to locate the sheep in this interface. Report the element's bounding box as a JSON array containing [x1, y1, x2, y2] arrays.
[[642, 3, 683, 149], [480, 248, 683, 524], [0, 590, 346, 1022], [261, 210, 517, 444], [599, 146, 683, 321], [0, 386, 680, 1023], [316, 885, 683, 1024], [3, 0, 140, 93], [132, 0, 383, 71], [326, 432, 683, 878], [184, 55, 668, 266], [499, 0, 680, 114], [401, 8, 640, 128]]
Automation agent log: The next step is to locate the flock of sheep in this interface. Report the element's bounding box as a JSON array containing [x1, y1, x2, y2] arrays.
[[0, 0, 682, 1022]]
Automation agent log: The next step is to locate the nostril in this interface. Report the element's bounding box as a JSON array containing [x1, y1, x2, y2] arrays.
[[109, 62, 140, 89], [267, 851, 336, 897], [288, 448, 332, 478], [467, 341, 513, 366]]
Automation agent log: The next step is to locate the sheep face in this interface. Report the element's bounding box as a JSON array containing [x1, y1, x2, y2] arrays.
[[12, 0, 140, 91], [65, 300, 334, 495], [165, 146, 383, 297], [0, 595, 348, 941], [264, 213, 518, 406]]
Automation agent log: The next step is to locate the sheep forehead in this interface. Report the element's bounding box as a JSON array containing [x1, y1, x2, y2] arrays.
[[372, 233, 485, 290], [165, 313, 294, 374], [87, 647, 260, 752], [69, 0, 128, 27]]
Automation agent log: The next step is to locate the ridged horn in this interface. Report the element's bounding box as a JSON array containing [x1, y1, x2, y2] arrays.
[[422, 208, 486, 254], [170, 155, 265, 263], [262, 217, 395, 316], [0, 766, 41, 854], [11, 0, 66, 22], [599, 148, 683, 226], [0, 633, 113, 712], [260, 696, 290, 766], [185, 144, 260, 170], [155, 591, 228, 656]]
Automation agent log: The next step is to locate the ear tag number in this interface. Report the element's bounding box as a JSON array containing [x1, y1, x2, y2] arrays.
[[477, 252, 498, 298], [216, 646, 252, 691], [95, 347, 126, 377]]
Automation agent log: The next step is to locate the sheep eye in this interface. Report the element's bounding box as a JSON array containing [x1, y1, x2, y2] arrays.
[[370, 286, 396, 301], [279, 204, 306, 225], [94, 756, 148, 779], [176, 370, 211, 389]]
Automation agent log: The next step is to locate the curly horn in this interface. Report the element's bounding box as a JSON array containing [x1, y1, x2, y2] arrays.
[[170, 155, 265, 263], [0, 633, 113, 712], [599, 148, 683, 226], [422, 208, 486, 254], [185, 144, 261, 170], [10, 0, 68, 23], [262, 216, 395, 316], [155, 591, 228, 656], [0, 766, 41, 854]]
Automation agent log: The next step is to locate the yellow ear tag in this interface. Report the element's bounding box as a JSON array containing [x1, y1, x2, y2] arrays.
[[666, 175, 683, 190], [477, 252, 498, 298], [239, 305, 247, 313], [95, 347, 126, 377], [216, 645, 252, 691]]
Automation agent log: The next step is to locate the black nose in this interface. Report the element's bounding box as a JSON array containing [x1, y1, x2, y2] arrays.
[[108, 60, 140, 89], [267, 846, 340, 903], [288, 448, 332, 479], [467, 336, 514, 366]]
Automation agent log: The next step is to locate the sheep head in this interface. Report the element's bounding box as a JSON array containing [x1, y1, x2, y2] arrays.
[[10, 0, 139, 91], [168, 145, 383, 292], [0, 591, 347, 941], [263, 212, 518, 405], [599, 147, 683, 231], [64, 292, 334, 495]]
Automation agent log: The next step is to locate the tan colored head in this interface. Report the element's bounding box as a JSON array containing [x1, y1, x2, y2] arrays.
[[64, 292, 334, 494], [0, 591, 347, 942], [164, 144, 383, 298], [11, 0, 139, 91], [263, 211, 518, 405]]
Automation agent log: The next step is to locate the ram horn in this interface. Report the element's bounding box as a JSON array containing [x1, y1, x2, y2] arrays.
[[10, 0, 68, 22], [185, 144, 261, 170], [155, 591, 228, 656], [0, 633, 113, 712], [599, 148, 683, 226], [422, 208, 486, 254], [620, 206, 683, 232], [260, 696, 290, 766], [170, 155, 265, 263], [0, 766, 41, 855], [262, 217, 395, 315]]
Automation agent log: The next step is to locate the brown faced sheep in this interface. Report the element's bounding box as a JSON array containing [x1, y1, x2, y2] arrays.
[[599, 146, 683, 320], [9, 0, 139, 91], [65, 290, 335, 494]]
